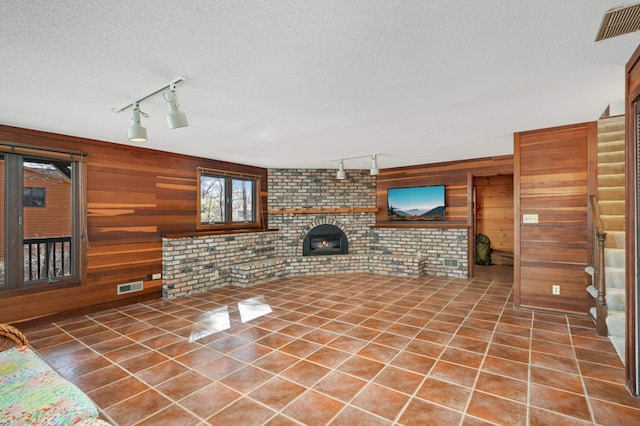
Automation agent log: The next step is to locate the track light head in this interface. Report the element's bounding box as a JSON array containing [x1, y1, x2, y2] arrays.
[[164, 87, 188, 129], [370, 154, 379, 176], [337, 160, 346, 180], [128, 103, 147, 142]]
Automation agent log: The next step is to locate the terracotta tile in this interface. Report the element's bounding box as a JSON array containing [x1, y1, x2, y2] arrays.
[[397, 398, 463, 425], [283, 390, 344, 425], [135, 404, 201, 426], [321, 320, 355, 334], [256, 332, 295, 349], [135, 359, 190, 386], [282, 360, 331, 386], [351, 382, 410, 421], [390, 350, 436, 374], [573, 347, 624, 368], [463, 317, 498, 331], [416, 378, 471, 411], [530, 366, 585, 394], [194, 355, 246, 380], [207, 397, 276, 425], [528, 407, 593, 426], [572, 335, 617, 352], [219, 364, 274, 393], [404, 339, 446, 358], [56, 355, 112, 380], [530, 351, 580, 375], [87, 375, 149, 409], [466, 391, 526, 425], [578, 360, 626, 385], [253, 350, 299, 373], [583, 377, 640, 409], [265, 415, 304, 426], [315, 371, 368, 402], [306, 346, 351, 368], [280, 339, 321, 357], [440, 347, 484, 369], [531, 338, 575, 358], [491, 332, 530, 350], [249, 377, 306, 410], [455, 325, 493, 342], [589, 398, 640, 425], [475, 371, 528, 403], [178, 381, 240, 418], [345, 325, 383, 341], [73, 364, 129, 393], [359, 317, 393, 331], [119, 350, 169, 373], [414, 328, 453, 345], [207, 335, 248, 353], [374, 365, 425, 395], [338, 355, 386, 380], [448, 335, 489, 354], [105, 388, 171, 425], [373, 332, 411, 349], [357, 342, 399, 363], [429, 360, 478, 388], [301, 328, 339, 345], [156, 370, 213, 400], [529, 384, 591, 421], [139, 333, 182, 350], [487, 343, 529, 364], [227, 342, 272, 363], [329, 405, 392, 425]]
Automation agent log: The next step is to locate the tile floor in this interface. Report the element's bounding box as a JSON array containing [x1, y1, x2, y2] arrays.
[[21, 266, 640, 425]]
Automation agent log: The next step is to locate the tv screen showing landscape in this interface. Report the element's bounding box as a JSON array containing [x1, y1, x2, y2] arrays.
[[387, 185, 445, 221]]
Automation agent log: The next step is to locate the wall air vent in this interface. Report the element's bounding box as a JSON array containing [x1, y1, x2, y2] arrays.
[[596, 2, 640, 41], [117, 280, 144, 295], [442, 258, 458, 268]]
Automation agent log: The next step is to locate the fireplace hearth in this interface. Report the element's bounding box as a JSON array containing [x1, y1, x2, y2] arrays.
[[303, 224, 348, 256]]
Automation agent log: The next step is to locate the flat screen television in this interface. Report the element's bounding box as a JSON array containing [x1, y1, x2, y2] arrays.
[[387, 185, 445, 221]]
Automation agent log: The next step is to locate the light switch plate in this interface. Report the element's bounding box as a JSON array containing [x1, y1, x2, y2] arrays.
[[523, 214, 539, 224]]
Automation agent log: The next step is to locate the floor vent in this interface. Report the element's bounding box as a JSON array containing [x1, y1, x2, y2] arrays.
[[117, 280, 144, 295], [442, 258, 458, 268], [596, 2, 640, 41]]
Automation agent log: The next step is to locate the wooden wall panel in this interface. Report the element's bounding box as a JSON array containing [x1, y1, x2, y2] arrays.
[[514, 122, 597, 315], [0, 125, 267, 323]]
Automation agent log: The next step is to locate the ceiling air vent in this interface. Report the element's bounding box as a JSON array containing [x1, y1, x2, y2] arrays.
[[596, 2, 640, 41]]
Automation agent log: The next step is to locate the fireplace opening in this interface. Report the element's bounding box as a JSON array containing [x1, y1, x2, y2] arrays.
[[303, 224, 348, 256]]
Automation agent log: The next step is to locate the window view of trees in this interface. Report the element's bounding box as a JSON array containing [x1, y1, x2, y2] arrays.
[[198, 169, 257, 228]]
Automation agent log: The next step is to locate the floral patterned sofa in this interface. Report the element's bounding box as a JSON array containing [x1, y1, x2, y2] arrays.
[[0, 324, 110, 425]]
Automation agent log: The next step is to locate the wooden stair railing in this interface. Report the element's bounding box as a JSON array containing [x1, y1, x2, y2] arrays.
[[589, 195, 608, 336]]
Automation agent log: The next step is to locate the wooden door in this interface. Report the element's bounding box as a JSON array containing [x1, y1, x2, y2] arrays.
[[514, 122, 597, 314]]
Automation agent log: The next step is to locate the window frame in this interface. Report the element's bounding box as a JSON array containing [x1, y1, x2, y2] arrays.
[[1, 144, 87, 296], [197, 167, 262, 231]]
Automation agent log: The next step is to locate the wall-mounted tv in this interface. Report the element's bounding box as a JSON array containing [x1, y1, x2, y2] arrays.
[[387, 185, 445, 221]]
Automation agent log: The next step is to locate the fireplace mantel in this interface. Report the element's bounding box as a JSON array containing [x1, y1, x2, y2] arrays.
[[269, 207, 377, 214]]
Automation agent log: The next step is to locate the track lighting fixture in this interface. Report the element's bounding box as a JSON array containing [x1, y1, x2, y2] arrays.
[[337, 159, 346, 180], [370, 154, 379, 176], [334, 153, 381, 179], [113, 77, 188, 141], [164, 83, 188, 129], [128, 103, 147, 142]]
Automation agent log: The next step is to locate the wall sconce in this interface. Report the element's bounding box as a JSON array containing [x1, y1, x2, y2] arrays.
[[113, 76, 188, 141]]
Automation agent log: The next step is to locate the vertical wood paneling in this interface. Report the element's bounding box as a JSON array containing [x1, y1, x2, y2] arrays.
[[474, 174, 514, 261], [0, 125, 267, 323], [514, 122, 597, 315]]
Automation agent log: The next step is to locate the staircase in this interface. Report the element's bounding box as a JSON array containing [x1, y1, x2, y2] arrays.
[[589, 115, 626, 362]]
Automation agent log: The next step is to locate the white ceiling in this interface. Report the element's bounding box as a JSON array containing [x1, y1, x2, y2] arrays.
[[1, 1, 639, 170]]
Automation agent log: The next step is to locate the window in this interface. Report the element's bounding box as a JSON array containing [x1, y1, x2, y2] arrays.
[[198, 168, 260, 229], [1, 146, 86, 294]]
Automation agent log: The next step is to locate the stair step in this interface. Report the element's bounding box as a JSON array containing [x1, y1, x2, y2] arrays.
[[598, 151, 625, 163], [607, 288, 626, 311], [598, 200, 625, 216], [598, 186, 625, 200], [606, 311, 625, 338], [598, 162, 625, 175], [605, 231, 625, 249], [605, 248, 626, 268], [605, 267, 626, 289], [601, 214, 625, 232], [598, 173, 625, 187], [586, 284, 598, 299]]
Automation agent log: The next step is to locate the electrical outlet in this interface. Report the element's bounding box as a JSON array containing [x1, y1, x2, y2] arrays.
[[552, 285, 560, 295], [152, 273, 162, 280]]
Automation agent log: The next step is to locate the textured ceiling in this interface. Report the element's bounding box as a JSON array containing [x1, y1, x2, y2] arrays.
[[1, 1, 639, 170]]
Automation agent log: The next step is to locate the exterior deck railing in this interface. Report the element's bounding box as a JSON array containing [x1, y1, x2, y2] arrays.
[[23, 236, 71, 282]]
